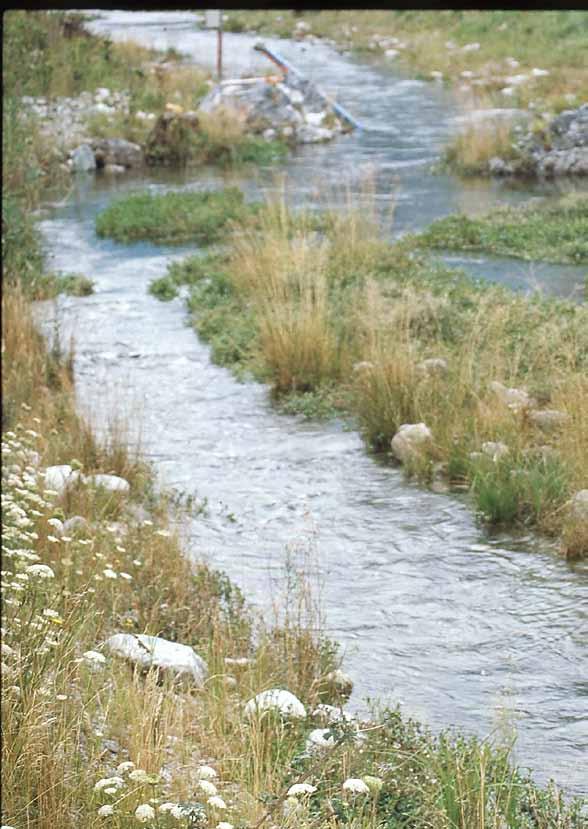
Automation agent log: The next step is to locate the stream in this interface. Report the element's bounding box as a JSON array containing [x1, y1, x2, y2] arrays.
[[35, 11, 587, 797]]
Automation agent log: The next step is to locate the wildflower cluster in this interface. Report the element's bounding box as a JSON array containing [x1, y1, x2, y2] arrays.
[[92, 762, 232, 826]]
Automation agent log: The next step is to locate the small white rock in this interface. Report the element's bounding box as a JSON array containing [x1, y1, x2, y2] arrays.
[[244, 689, 306, 719], [390, 423, 433, 465], [85, 474, 130, 494]]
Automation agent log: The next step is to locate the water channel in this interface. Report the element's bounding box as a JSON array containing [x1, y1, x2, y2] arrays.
[[35, 11, 587, 796]]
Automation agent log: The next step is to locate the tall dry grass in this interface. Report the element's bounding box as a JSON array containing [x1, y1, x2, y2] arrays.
[[213, 189, 588, 554]]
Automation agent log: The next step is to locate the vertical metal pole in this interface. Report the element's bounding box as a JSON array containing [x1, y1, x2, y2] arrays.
[[217, 19, 223, 82]]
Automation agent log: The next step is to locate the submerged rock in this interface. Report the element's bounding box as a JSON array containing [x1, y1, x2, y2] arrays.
[[390, 423, 433, 465], [105, 633, 208, 685], [243, 688, 306, 719], [91, 138, 143, 169]]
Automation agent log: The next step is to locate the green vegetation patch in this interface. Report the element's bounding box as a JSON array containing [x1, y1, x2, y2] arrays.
[[417, 194, 588, 264], [96, 187, 255, 245]]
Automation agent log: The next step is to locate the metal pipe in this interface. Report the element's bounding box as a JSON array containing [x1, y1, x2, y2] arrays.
[[254, 42, 363, 131]]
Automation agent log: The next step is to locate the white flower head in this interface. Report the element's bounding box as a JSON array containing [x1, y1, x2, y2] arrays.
[[287, 783, 317, 796], [135, 803, 155, 822], [26, 564, 55, 579], [217, 823, 234, 829], [196, 765, 218, 780], [158, 802, 178, 813], [129, 769, 150, 783], [94, 776, 124, 792], [342, 778, 370, 794], [199, 779, 217, 796], [135, 803, 155, 823], [207, 796, 227, 810], [97, 804, 114, 816], [116, 761, 135, 775]]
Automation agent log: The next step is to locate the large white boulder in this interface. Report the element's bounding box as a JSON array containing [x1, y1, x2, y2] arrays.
[[85, 474, 130, 494], [105, 634, 208, 686], [243, 688, 306, 719], [43, 464, 81, 495], [390, 423, 433, 464]]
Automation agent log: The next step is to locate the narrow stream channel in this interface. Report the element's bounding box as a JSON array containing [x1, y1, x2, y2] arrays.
[[35, 11, 587, 796]]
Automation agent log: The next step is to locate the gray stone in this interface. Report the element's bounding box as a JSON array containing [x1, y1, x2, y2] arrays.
[[319, 669, 354, 702], [70, 144, 96, 173], [481, 441, 509, 461], [103, 163, 126, 175], [91, 138, 143, 169], [416, 357, 448, 377], [489, 380, 534, 411], [390, 423, 433, 464], [105, 633, 208, 685], [569, 490, 588, 523], [528, 409, 570, 432]]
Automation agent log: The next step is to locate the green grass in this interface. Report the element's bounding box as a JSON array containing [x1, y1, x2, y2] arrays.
[[416, 194, 588, 265], [222, 10, 588, 110], [96, 188, 256, 245]]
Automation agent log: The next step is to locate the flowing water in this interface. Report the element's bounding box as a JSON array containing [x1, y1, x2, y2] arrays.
[[35, 11, 587, 796]]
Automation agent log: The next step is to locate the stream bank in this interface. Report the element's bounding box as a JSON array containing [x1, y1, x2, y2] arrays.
[[25, 10, 588, 799]]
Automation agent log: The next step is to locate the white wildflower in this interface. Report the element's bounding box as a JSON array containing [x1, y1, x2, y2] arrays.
[[342, 778, 370, 794], [135, 803, 155, 822], [216, 823, 233, 829], [207, 796, 227, 810], [56, 694, 68, 701], [119, 572, 133, 581], [97, 804, 114, 817], [43, 609, 60, 618], [287, 783, 317, 796], [116, 761, 136, 774], [94, 776, 124, 792], [158, 803, 178, 813], [196, 765, 218, 780], [129, 769, 150, 783], [199, 780, 217, 796], [47, 535, 60, 543], [103, 568, 118, 579], [26, 564, 55, 579]]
